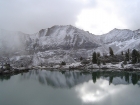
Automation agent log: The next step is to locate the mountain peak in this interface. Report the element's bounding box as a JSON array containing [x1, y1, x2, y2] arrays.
[[109, 28, 132, 33], [1, 25, 140, 65]]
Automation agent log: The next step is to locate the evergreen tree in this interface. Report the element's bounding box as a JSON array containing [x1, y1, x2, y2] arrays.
[[61, 61, 66, 65], [5, 63, 10, 70], [123, 58, 127, 65], [80, 57, 83, 61], [109, 47, 114, 56], [132, 49, 138, 64], [138, 52, 140, 63], [127, 49, 130, 61], [128, 49, 130, 54], [92, 52, 97, 64], [125, 52, 129, 61], [121, 51, 123, 55], [21, 64, 24, 67], [102, 60, 106, 65]]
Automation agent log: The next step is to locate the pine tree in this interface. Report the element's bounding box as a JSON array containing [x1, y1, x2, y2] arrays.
[[61, 61, 66, 65], [92, 52, 97, 64], [125, 52, 129, 61], [128, 49, 130, 54], [123, 58, 127, 65], [137, 52, 140, 63], [102, 60, 106, 65], [121, 51, 123, 55], [132, 49, 138, 64], [127, 49, 130, 61], [5, 63, 10, 70], [109, 47, 114, 56], [80, 57, 83, 61]]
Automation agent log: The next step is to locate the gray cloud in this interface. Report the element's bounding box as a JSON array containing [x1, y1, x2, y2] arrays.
[[114, 0, 140, 30], [0, 0, 140, 34], [0, 0, 87, 33]]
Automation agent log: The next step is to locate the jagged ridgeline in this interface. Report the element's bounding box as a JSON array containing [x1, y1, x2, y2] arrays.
[[0, 25, 140, 66]]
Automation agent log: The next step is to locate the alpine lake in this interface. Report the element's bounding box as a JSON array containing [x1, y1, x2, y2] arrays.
[[0, 69, 140, 105]]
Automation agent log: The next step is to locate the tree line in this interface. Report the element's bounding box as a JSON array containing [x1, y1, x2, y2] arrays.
[[92, 47, 140, 65]]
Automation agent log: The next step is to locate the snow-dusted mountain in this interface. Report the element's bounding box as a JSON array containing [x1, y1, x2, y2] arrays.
[[99, 28, 140, 53], [25, 25, 100, 51], [0, 25, 140, 66]]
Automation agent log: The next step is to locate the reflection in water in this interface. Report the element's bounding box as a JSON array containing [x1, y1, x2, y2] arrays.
[[18, 70, 140, 104], [75, 79, 127, 104], [0, 75, 11, 81], [19, 70, 140, 87], [0, 70, 140, 105], [20, 70, 92, 88], [91, 71, 140, 85]]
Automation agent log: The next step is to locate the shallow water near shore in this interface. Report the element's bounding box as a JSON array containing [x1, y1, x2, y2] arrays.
[[0, 70, 140, 105]]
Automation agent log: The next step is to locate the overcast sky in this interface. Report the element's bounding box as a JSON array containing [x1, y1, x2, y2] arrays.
[[0, 0, 140, 35]]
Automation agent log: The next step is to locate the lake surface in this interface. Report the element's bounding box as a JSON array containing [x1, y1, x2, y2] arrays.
[[0, 70, 140, 105]]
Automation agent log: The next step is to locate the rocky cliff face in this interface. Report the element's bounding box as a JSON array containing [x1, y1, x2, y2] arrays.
[[0, 25, 140, 66], [25, 25, 100, 52]]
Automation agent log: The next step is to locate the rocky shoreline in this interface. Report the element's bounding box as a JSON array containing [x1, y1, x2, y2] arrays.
[[0, 67, 30, 75], [0, 62, 140, 75]]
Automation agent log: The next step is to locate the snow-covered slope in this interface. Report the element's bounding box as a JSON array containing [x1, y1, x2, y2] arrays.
[[100, 28, 138, 44], [98, 28, 140, 53], [25, 25, 100, 52], [0, 25, 140, 66]]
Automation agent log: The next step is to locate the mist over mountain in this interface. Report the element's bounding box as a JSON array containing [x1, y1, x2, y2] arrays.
[[0, 25, 140, 66]]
